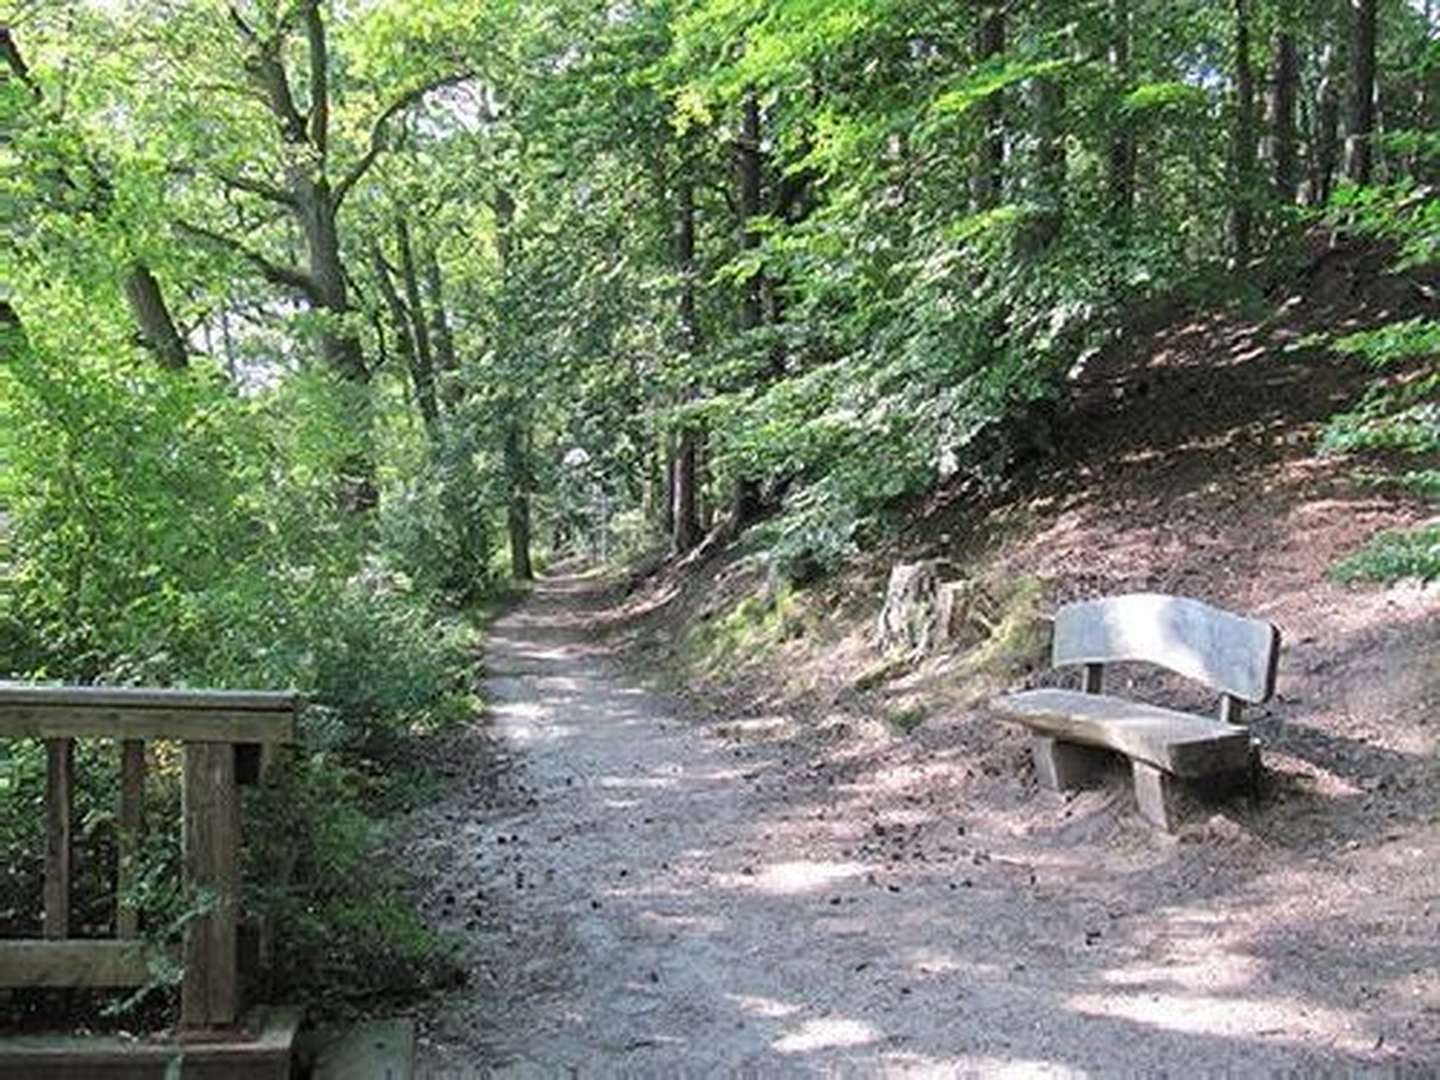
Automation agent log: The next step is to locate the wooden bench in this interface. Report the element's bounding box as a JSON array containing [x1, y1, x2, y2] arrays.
[[990, 593, 1280, 831]]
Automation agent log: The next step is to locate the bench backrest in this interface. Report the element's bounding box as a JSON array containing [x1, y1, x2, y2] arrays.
[[1053, 593, 1280, 704]]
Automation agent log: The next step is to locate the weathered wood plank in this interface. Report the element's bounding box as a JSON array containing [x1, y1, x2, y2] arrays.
[[116, 739, 145, 940], [44, 739, 73, 940], [0, 940, 151, 988], [1052, 593, 1280, 703], [0, 704, 294, 743], [182, 742, 240, 1031], [992, 689, 1252, 777], [0, 685, 299, 711]]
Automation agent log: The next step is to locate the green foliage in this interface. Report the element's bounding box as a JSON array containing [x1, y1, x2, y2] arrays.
[[1319, 171, 1440, 581], [1333, 526, 1440, 584], [245, 757, 460, 1010]]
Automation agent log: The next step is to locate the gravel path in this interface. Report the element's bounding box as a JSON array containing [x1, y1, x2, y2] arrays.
[[408, 574, 1435, 1076]]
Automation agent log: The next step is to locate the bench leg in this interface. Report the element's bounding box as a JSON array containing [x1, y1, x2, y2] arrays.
[[1033, 737, 1109, 792], [1132, 761, 1178, 832]]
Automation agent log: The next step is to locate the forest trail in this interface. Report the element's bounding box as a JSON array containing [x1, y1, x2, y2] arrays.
[[404, 573, 1433, 1076]]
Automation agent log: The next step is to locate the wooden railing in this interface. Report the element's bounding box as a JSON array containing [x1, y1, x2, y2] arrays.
[[0, 685, 298, 1032]]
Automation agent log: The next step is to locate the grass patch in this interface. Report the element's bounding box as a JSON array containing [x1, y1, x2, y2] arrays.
[[888, 704, 928, 735], [683, 581, 810, 676]]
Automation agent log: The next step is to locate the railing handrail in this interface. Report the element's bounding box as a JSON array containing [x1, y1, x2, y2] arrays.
[[0, 685, 299, 743]]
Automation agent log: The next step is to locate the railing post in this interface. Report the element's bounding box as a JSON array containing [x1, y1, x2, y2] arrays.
[[181, 741, 239, 1032], [44, 738, 74, 939], [116, 739, 146, 940]]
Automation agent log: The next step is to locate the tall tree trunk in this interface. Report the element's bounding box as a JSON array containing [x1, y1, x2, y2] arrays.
[[1344, 0, 1378, 184], [737, 92, 764, 337], [973, 2, 1006, 211], [672, 177, 702, 555], [732, 91, 765, 529], [1230, 0, 1257, 265], [122, 264, 189, 370], [294, 175, 368, 382], [1312, 41, 1342, 203], [369, 243, 430, 433], [494, 185, 533, 580], [396, 218, 439, 433], [423, 250, 460, 408], [1107, 0, 1136, 235], [1271, 30, 1300, 202], [1021, 74, 1065, 254], [505, 424, 533, 581]]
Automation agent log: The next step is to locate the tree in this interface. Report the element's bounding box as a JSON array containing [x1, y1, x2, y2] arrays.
[[1344, 0, 1379, 184]]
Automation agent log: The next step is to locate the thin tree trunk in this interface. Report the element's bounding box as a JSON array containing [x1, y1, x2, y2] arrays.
[[396, 218, 439, 433], [732, 91, 765, 529], [672, 177, 702, 555], [1230, 0, 1257, 265], [1271, 31, 1300, 202], [369, 242, 431, 433], [973, 2, 1006, 211], [1021, 74, 1065, 254], [1312, 41, 1342, 203], [505, 424, 533, 581], [1343, 0, 1378, 184], [494, 184, 533, 580], [423, 249, 460, 408], [1108, 0, 1136, 235]]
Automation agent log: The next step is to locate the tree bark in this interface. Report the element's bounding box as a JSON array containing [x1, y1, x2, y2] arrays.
[[122, 263, 189, 370], [973, 3, 1006, 211], [396, 218, 439, 433], [1343, 0, 1378, 185], [732, 91, 765, 529], [494, 185, 533, 580], [369, 242, 431, 433], [1312, 41, 1342, 203], [1229, 0, 1257, 265], [737, 92, 764, 337], [672, 177, 702, 555], [1021, 74, 1065, 254], [1107, 0, 1136, 235], [505, 424, 533, 581], [1271, 31, 1300, 202], [423, 249, 460, 408]]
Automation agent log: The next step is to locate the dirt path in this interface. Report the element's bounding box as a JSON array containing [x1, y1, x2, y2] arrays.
[[406, 574, 1435, 1076]]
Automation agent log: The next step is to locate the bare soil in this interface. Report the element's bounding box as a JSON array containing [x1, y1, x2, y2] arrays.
[[403, 243, 1440, 1074]]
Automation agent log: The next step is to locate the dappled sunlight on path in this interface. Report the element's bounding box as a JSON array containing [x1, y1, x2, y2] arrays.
[[408, 575, 1435, 1075]]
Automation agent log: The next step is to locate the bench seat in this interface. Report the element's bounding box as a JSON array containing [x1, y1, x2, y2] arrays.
[[991, 689, 1252, 778]]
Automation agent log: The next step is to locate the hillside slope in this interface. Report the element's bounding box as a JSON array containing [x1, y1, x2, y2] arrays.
[[613, 239, 1440, 1065]]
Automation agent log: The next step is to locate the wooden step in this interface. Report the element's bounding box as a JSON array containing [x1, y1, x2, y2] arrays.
[[0, 1005, 300, 1080]]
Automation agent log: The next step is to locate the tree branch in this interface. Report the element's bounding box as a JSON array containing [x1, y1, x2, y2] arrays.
[[177, 220, 318, 299], [301, 0, 329, 155], [333, 71, 475, 210], [215, 170, 297, 206], [0, 25, 41, 99], [232, 9, 308, 145]]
